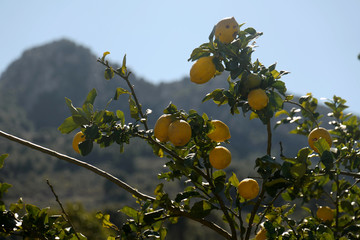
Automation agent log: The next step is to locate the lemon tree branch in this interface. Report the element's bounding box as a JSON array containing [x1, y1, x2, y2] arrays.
[[0, 129, 155, 201]]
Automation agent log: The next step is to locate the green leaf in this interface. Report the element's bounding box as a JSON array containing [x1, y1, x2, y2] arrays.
[[190, 200, 214, 218], [58, 116, 79, 134], [120, 206, 139, 221], [129, 96, 140, 120], [272, 80, 287, 94], [79, 140, 93, 156], [65, 97, 79, 115], [244, 27, 256, 35], [114, 87, 130, 100], [175, 190, 201, 203], [104, 67, 115, 80], [0, 154, 9, 169], [313, 138, 331, 155], [320, 150, 334, 172], [0, 182, 12, 198], [120, 54, 127, 75], [163, 102, 177, 114], [229, 172, 240, 187], [250, 112, 259, 120], [116, 110, 125, 125], [290, 163, 306, 179], [83, 88, 97, 106]]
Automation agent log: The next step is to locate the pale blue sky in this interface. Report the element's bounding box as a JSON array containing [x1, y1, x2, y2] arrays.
[[1, 0, 360, 114]]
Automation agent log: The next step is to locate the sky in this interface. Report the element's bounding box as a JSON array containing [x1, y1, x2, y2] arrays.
[[1, 0, 360, 115]]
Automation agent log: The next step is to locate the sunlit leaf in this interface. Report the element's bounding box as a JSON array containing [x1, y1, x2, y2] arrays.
[[0, 154, 8, 169], [58, 116, 79, 134], [101, 51, 110, 61], [104, 67, 115, 80]]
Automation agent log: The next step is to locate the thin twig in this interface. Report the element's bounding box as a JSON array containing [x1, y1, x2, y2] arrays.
[[46, 180, 81, 240], [284, 100, 319, 128], [97, 59, 149, 131], [245, 181, 266, 240]]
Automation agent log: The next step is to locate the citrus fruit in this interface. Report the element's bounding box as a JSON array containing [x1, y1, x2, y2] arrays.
[[168, 120, 192, 146], [190, 56, 216, 84], [255, 227, 267, 240], [244, 73, 262, 89], [247, 88, 269, 111], [207, 120, 231, 142], [308, 127, 332, 153], [72, 131, 85, 154], [154, 114, 173, 142], [209, 146, 232, 169], [237, 178, 260, 200], [214, 17, 239, 44], [316, 206, 334, 222]]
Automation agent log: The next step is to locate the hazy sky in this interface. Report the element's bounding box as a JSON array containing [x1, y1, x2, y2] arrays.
[[1, 0, 360, 114]]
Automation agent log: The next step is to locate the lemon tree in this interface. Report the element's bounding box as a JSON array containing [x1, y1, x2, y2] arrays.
[[1, 16, 360, 240]]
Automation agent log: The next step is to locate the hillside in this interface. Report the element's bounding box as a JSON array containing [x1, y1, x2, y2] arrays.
[[0, 39, 313, 209]]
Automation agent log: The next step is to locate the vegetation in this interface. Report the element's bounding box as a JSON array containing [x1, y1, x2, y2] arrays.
[[1, 17, 360, 240]]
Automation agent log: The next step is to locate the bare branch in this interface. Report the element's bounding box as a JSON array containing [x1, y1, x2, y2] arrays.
[[0, 129, 155, 201]]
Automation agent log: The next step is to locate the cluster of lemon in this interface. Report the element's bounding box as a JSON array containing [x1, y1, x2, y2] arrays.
[[154, 113, 262, 205], [189, 17, 269, 112]]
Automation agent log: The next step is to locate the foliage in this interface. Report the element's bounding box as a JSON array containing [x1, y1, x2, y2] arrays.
[[1, 19, 360, 240]]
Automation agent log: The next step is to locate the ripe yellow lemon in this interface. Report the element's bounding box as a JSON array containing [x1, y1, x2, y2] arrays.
[[237, 178, 259, 200], [168, 120, 192, 146], [308, 127, 332, 153], [154, 114, 173, 142], [190, 56, 216, 84], [255, 227, 267, 240], [72, 131, 85, 154], [247, 89, 269, 111], [214, 17, 239, 44], [207, 120, 231, 142], [316, 206, 334, 222], [209, 146, 232, 169]]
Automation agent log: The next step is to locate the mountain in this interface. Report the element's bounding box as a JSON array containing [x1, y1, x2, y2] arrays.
[[0, 39, 310, 208]]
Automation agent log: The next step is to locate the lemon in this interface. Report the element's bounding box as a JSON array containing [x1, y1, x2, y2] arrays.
[[247, 89, 269, 111], [72, 131, 85, 154], [214, 17, 239, 44], [168, 120, 192, 146], [207, 120, 231, 142], [190, 56, 216, 84], [316, 206, 334, 222], [209, 146, 232, 169], [308, 127, 332, 153], [154, 114, 173, 142], [255, 227, 267, 240], [237, 178, 259, 200], [244, 73, 262, 90]]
